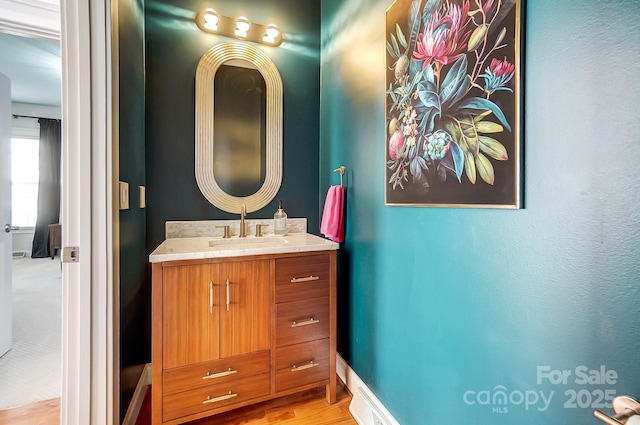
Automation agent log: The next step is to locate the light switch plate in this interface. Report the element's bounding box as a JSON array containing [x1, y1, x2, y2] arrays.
[[139, 186, 146, 208], [119, 181, 129, 210]]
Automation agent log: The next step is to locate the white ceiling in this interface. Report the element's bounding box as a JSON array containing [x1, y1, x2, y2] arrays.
[[0, 0, 61, 107]]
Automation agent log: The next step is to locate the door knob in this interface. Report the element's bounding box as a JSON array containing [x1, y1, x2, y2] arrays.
[[4, 224, 18, 233]]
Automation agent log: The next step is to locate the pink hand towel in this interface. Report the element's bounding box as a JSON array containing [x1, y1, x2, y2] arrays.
[[320, 185, 345, 243]]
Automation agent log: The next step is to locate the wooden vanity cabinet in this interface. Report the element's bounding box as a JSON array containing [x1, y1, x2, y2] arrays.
[[151, 251, 336, 425]]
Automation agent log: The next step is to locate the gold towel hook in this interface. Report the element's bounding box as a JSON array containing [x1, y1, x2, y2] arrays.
[[333, 166, 346, 186]]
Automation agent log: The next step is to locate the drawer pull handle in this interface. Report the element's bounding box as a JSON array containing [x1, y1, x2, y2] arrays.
[[290, 275, 320, 283], [291, 361, 319, 372], [209, 282, 213, 314], [202, 368, 237, 380], [203, 391, 237, 404], [225, 278, 230, 311], [292, 318, 320, 327]]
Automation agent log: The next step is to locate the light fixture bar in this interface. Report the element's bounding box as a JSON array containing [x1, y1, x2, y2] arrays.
[[195, 9, 283, 47]]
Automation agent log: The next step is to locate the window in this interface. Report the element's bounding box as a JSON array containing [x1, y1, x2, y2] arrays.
[[11, 138, 39, 227]]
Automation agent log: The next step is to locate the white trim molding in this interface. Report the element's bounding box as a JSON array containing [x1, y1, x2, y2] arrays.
[[60, 0, 92, 421], [12, 102, 61, 120], [88, 0, 115, 422], [60, 0, 114, 423], [0, 0, 60, 40], [337, 354, 401, 425]]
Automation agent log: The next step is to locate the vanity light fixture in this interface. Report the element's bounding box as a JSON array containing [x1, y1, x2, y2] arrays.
[[195, 9, 283, 47]]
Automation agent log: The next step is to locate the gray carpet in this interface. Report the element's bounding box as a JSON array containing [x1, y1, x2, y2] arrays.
[[0, 257, 61, 409]]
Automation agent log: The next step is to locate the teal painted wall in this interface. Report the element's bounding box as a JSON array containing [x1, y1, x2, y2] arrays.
[[321, 0, 640, 424], [145, 0, 321, 253], [117, 0, 147, 420]]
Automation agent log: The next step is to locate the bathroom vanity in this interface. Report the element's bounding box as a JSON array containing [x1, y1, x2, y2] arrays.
[[149, 221, 338, 425]]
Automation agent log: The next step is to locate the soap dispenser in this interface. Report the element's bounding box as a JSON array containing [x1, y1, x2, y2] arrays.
[[273, 200, 288, 235]]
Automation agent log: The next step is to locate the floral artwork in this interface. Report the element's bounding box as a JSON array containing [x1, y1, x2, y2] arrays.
[[385, 0, 522, 208]]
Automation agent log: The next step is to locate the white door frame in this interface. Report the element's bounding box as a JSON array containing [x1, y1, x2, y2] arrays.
[[0, 72, 12, 359], [60, 0, 114, 424]]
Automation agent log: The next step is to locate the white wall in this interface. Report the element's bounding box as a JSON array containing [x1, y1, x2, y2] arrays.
[[11, 228, 33, 256]]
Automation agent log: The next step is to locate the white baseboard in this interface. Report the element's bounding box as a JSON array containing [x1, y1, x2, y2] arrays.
[[122, 363, 152, 425], [337, 354, 400, 425]]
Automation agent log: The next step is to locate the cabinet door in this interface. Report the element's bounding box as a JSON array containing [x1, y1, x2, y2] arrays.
[[220, 260, 270, 357], [163, 264, 220, 369]]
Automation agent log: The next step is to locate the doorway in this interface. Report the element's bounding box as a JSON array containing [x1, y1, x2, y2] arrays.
[[0, 89, 62, 410], [0, 22, 63, 414]]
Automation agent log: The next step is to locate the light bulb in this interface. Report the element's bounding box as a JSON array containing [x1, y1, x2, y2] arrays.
[[263, 24, 279, 44], [235, 16, 251, 38], [202, 9, 219, 31]]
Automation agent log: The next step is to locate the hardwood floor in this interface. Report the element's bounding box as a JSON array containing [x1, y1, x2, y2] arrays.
[[183, 385, 356, 425], [0, 384, 356, 425], [0, 398, 60, 425]]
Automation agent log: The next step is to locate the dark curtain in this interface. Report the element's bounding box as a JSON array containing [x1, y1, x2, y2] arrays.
[[31, 118, 61, 258]]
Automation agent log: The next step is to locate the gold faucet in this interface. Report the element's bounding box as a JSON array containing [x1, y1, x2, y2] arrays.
[[239, 204, 247, 237]]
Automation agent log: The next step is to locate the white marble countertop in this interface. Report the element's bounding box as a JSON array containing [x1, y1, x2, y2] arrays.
[[149, 232, 338, 263]]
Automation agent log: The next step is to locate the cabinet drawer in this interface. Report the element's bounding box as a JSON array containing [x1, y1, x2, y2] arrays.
[[275, 254, 330, 303], [163, 350, 269, 396], [275, 339, 329, 393], [276, 297, 329, 347], [163, 372, 270, 422]]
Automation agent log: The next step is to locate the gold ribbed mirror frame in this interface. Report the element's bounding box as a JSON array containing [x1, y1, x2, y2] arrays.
[[195, 42, 283, 214]]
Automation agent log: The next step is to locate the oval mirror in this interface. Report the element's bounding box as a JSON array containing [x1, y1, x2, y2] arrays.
[[195, 42, 282, 214]]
